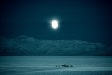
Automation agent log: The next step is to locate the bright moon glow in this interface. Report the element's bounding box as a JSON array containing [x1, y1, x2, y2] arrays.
[[51, 20, 58, 29]]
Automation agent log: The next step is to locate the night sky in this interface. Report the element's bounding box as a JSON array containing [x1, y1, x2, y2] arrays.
[[0, 0, 112, 44]]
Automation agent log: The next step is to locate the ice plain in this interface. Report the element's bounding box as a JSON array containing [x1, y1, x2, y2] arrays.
[[0, 56, 112, 75]]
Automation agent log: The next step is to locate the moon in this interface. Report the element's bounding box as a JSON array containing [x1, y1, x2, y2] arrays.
[[51, 20, 59, 29]]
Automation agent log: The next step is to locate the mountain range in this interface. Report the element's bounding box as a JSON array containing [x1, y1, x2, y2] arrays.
[[0, 35, 112, 56]]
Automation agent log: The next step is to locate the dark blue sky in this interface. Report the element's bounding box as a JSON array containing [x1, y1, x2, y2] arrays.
[[0, 0, 112, 44]]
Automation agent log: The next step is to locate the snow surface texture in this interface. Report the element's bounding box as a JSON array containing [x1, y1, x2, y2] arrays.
[[0, 56, 112, 75], [0, 35, 112, 56]]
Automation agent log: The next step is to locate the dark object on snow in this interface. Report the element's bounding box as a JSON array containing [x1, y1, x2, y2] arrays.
[[61, 64, 69, 67], [56, 64, 73, 67], [70, 65, 73, 67]]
